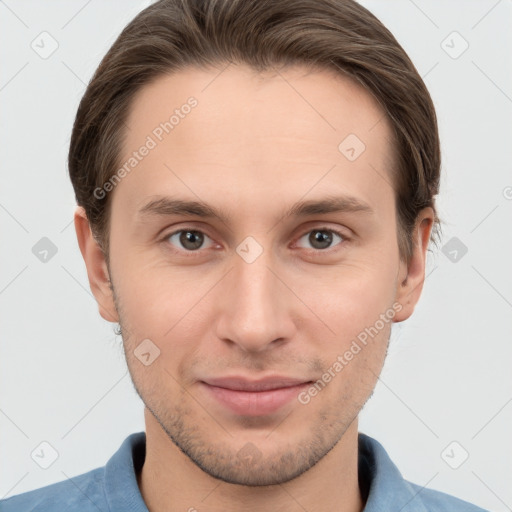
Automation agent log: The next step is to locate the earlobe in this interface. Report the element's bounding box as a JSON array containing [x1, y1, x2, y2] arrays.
[[393, 208, 434, 323], [73, 206, 119, 323]]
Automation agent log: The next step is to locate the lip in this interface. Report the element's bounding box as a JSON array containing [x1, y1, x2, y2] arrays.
[[200, 375, 313, 416]]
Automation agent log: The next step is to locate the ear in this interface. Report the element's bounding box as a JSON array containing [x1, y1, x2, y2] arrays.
[[74, 206, 119, 323], [393, 207, 434, 323]]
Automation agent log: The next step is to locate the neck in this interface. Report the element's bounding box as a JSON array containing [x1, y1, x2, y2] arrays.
[[137, 409, 364, 512]]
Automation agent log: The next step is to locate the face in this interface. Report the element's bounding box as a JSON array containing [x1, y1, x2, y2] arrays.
[[79, 63, 431, 486]]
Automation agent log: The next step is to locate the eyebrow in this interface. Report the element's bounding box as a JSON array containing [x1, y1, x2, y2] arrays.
[[136, 194, 374, 224]]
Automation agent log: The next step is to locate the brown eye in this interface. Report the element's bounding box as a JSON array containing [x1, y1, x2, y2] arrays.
[[166, 229, 213, 251], [296, 229, 345, 251]]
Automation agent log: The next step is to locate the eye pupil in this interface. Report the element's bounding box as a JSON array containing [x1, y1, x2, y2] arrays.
[[180, 230, 203, 250], [309, 230, 333, 249]]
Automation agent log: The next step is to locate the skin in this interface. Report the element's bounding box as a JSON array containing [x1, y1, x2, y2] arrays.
[[75, 63, 434, 512]]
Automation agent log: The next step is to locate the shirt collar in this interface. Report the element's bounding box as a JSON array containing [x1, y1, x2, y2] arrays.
[[104, 431, 149, 511], [359, 432, 429, 512]]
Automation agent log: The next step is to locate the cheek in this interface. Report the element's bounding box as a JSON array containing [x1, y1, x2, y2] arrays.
[[115, 270, 207, 375], [114, 254, 196, 325], [315, 311, 391, 402], [301, 262, 397, 337], [299, 270, 396, 392]]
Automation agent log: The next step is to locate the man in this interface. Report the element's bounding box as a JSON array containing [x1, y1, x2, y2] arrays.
[[0, 0, 488, 510]]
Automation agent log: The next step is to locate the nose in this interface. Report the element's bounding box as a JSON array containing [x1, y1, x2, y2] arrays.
[[214, 247, 296, 354]]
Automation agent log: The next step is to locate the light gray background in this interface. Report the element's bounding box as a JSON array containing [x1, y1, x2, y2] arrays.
[[1, 1, 511, 510]]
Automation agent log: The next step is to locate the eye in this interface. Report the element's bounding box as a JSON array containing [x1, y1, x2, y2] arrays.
[[295, 228, 346, 251], [161, 226, 348, 255], [165, 229, 215, 252]]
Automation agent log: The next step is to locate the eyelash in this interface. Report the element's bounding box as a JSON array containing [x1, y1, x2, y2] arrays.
[[160, 226, 349, 256]]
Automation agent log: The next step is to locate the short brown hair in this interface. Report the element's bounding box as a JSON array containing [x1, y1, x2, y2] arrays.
[[68, 0, 442, 267]]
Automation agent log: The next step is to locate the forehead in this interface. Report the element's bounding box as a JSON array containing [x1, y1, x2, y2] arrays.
[[123, 63, 393, 148], [115, 63, 396, 220]]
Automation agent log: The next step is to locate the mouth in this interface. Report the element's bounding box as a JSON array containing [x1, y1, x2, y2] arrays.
[[200, 375, 314, 416]]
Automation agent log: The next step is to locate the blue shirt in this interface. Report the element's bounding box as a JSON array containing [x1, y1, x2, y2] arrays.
[[0, 431, 488, 511]]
